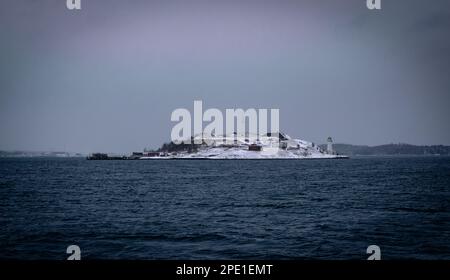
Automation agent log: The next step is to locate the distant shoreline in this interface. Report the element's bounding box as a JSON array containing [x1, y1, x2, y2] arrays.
[[1, 143, 450, 158], [318, 143, 450, 157], [1, 154, 450, 160]]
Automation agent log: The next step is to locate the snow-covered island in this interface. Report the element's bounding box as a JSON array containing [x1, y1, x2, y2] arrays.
[[139, 133, 348, 160], [87, 133, 348, 160]]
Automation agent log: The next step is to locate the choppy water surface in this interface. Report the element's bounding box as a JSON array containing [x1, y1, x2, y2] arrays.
[[0, 156, 449, 259]]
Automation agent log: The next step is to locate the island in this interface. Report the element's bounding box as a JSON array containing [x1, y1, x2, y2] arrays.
[[87, 133, 348, 160]]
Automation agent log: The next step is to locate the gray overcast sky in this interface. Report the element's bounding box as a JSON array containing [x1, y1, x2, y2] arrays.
[[1, 0, 449, 153]]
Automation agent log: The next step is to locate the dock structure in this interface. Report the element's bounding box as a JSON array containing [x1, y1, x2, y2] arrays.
[[87, 153, 127, 160], [87, 151, 168, 160]]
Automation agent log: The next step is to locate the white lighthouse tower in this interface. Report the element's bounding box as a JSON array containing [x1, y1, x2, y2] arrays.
[[327, 137, 333, 154]]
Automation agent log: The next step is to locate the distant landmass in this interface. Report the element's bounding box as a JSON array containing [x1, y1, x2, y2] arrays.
[[0, 151, 84, 158], [319, 143, 450, 156], [1, 143, 450, 158]]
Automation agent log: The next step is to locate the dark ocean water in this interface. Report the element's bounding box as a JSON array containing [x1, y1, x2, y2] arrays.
[[0, 156, 449, 260]]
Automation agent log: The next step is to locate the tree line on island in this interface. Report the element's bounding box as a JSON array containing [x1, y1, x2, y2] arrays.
[[317, 143, 450, 156]]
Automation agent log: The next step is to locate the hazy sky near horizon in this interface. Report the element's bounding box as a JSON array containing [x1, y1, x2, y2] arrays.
[[1, 0, 449, 153]]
